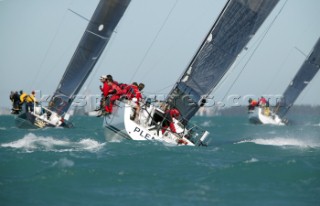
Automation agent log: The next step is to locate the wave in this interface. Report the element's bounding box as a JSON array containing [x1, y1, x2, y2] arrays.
[[236, 137, 320, 148], [244, 158, 259, 163], [52, 157, 74, 168], [1, 133, 105, 153]]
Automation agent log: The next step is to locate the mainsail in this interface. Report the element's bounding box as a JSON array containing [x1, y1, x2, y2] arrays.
[[276, 37, 320, 118], [49, 0, 131, 116], [166, 0, 279, 121]]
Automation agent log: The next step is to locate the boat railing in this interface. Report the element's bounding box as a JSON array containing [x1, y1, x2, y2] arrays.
[[32, 103, 63, 126]]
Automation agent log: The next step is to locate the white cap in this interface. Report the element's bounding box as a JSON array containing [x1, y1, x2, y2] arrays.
[[99, 75, 107, 80]]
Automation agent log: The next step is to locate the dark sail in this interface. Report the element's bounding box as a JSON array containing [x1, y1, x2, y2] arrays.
[[166, 0, 279, 121], [276, 37, 320, 118], [49, 0, 130, 116]]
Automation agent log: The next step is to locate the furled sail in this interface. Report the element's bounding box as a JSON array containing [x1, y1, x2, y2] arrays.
[[166, 0, 279, 122], [49, 0, 131, 116], [276, 37, 320, 118]]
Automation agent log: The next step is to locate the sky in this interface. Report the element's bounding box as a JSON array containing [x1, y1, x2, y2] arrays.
[[1, 0, 320, 110]]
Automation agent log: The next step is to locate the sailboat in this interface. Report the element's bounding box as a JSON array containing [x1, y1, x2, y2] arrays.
[[15, 0, 131, 129], [103, 0, 279, 146], [249, 37, 320, 125]]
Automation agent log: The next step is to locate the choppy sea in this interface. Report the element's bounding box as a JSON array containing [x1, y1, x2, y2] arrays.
[[0, 114, 319, 206]]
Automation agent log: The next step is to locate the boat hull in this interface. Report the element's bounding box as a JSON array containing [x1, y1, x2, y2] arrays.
[[103, 100, 208, 146], [248, 107, 285, 125], [123, 102, 196, 146], [15, 105, 73, 129]]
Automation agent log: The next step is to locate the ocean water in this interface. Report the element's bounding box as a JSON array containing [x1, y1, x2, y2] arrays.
[[0, 114, 319, 206]]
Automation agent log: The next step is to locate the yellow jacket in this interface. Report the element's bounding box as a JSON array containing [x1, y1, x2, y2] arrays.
[[20, 93, 27, 103], [26, 94, 36, 103], [20, 93, 36, 103]]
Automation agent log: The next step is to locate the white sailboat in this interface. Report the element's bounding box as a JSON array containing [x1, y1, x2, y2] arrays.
[[249, 37, 320, 125], [15, 0, 131, 129], [248, 107, 285, 125], [103, 0, 280, 146]]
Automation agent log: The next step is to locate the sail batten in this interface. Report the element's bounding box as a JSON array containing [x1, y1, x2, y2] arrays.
[[49, 0, 131, 116], [276, 37, 320, 118], [167, 0, 279, 121]]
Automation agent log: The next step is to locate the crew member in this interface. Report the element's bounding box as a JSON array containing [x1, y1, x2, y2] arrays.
[[248, 98, 258, 111], [259, 96, 267, 107], [10, 91, 21, 114], [126, 82, 143, 120], [162, 106, 180, 134], [26, 91, 37, 112], [104, 78, 122, 114], [20, 91, 36, 112], [96, 75, 108, 112]]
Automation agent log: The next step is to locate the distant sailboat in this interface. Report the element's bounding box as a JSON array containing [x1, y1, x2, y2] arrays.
[[15, 0, 131, 129], [104, 0, 279, 146], [249, 37, 320, 125]]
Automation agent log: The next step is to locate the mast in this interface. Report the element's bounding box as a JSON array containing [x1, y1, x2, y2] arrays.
[[276, 37, 320, 118], [48, 0, 131, 116], [166, 0, 280, 122]]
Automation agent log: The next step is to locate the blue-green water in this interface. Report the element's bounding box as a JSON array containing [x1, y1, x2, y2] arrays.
[[0, 114, 319, 206]]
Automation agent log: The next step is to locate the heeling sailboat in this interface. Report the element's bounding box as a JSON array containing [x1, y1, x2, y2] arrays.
[[249, 37, 320, 125], [15, 0, 131, 129], [166, 0, 279, 123], [104, 0, 279, 146]]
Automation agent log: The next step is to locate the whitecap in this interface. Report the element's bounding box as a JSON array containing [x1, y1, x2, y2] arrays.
[[201, 121, 212, 127], [244, 158, 259, 163], [52, 157, 74, 168], [1, 133, 105, 153], [78, 138, 106, 151], [237, 137, 320, 148]]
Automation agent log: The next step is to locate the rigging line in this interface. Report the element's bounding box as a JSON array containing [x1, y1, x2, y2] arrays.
[[141, 0, 213, 82], [148, 83, 175, 94], [68, 9, 90, 22], [265, 43, 310, 95], [221, 0, 288, 102], [129, 0, 179, 83], [264, 49, 294, 94], [294, 46, 307, 57], [31, 0, 74, 89]]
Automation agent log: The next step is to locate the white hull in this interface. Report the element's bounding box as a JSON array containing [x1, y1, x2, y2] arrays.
[[248, 107, 285, 126], [104, 100, 208, 146], [103, 101, 128, 141], [15, 105, 72, 129]]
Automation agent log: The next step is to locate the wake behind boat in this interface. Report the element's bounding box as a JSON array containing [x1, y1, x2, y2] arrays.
[[15, 0, 131, 129]]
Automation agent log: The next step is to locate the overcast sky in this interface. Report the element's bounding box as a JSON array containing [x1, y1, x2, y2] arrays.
[[1, 0, 320, 109]]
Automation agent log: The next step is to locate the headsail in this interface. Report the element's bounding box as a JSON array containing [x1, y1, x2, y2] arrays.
[[276, 37, 320, 118], [166, 0, 279, 121], [49, 0, 131, 116]]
